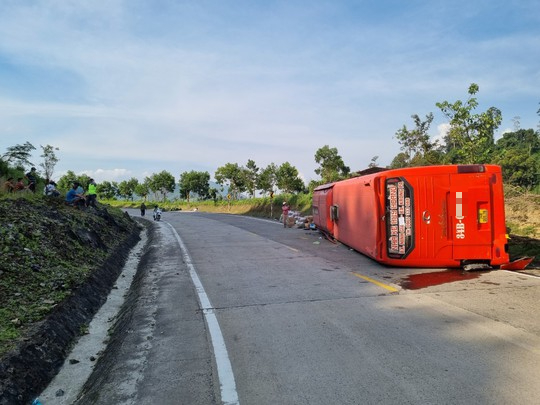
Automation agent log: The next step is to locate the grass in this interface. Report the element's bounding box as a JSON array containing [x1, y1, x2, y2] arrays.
[[0, 195, 138, 356]]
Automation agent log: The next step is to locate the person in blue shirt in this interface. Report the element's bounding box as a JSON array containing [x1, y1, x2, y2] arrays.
[[65, 182, 85, 207]]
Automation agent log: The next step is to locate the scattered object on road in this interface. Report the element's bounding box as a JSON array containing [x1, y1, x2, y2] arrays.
[[500, 256, 535, 270]]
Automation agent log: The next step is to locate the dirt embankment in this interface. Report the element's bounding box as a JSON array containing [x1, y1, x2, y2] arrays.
[[0, 197, 141, 405]]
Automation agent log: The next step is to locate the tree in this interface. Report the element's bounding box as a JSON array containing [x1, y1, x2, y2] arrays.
[[0, 158, 9, 178], [179, 171, 210, 202], [493, 129, 540, 190], [57, 170, 78, 192], [57, 171, 91, 193], [389, 152, 411, 169], [394, 113, 441, 166], [512, 116, 521, 132], [314, 145, 350, 183], [537, 102, 540, 133], [258, 163, 277, 197], [39, 144, 59, 181], [436, 83, 502, 164], [215, 163, 246, 200], [2, 141, 35, 168], [78, 174, 92, 190], [135, 181, 150, 201], [117, 178, 139, 201], [147, 171, 176, 202], [244, 159, 259, 198], [368, 156, 379, 168], [276, 162, 304, 194], [97, 181, 119, 200]]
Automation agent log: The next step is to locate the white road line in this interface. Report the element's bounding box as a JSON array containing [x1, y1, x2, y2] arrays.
[[167, 223, 240, 405]]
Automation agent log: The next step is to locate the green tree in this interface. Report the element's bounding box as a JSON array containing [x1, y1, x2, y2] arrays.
[[244, 159, 259, 198], [57, 170, 78, 192], [97, 181, 119, 200], [39, 144, 59, 181], [57, 171, 91, 193], [215, 163, 246, 200], [493, 129, 540, 190], [368, 156, 379, 168], [276, 162, 304, 193], [79, 174, 92, 191], [179, 170, 210, 202], [147, 171, 176, 202], [134, 181, 150, 201], [0, 158, 9, 178], [537, 102, 540, 133], [436, 83, 502, 164], [2, 141, 35, 168], [394, 113, 441, 166], [258, 163, 277, 197], [117, 178, 139, 201], [389, 152, 411, 169], [314, 145, 350, 183]]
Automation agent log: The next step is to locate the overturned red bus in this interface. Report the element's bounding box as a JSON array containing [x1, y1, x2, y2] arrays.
[[312, 164, 510, 269]]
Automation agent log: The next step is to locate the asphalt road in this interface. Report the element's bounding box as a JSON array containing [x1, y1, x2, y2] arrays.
[[41, 210, 540, 405]]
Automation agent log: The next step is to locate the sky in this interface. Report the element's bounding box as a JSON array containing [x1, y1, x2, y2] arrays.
[[1, 0, 539, 185]]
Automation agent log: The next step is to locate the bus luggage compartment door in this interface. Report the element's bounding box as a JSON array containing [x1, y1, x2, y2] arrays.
[[413, 175, 453, 261], [450, 177, 492, 261]]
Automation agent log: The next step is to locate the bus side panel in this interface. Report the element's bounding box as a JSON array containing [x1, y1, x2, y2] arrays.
[[333, 176, 379, 260], [490, 169, 509, 265]]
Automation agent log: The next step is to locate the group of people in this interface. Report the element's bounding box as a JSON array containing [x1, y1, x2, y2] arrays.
[[3, 177, 26, 192], [140, 203, 162, 221], [2, 167, 98, 209], [65, 179, 98, 208], [2, 167, 38, 193]]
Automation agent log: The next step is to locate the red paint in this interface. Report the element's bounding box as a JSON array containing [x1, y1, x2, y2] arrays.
[[400, 270, 482, 290]]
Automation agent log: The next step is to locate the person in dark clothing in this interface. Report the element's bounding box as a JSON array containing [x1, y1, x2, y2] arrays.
[[140, 202, 147, 216], [25, 167, 38, 193]]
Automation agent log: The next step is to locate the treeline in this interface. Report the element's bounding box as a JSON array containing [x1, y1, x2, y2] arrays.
[[391, 84, 540, 191], [1, 84, 539, 200]]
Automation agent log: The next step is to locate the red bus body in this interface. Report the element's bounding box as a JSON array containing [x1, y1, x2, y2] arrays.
[[312, 183, 335, 234], [312, 165, 509, 268]]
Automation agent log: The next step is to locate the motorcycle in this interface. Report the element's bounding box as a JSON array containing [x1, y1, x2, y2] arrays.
[[153, 208, 162, 221]]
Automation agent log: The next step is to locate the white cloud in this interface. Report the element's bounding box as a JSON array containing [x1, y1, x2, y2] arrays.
[[1, 0, 539, 186], [434, 123, 451, 145]]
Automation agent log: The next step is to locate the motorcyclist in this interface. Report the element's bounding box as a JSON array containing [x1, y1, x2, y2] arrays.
[[153, 205, 162, 221]]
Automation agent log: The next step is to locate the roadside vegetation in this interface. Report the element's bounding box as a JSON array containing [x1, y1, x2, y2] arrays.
[[0, 195, 139, 357]]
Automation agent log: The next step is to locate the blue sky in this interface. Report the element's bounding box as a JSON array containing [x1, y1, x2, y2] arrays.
[[1, 0, 539, 184]]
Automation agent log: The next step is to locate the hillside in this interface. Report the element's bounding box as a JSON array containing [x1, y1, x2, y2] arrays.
[[0, 197, 141, 404]]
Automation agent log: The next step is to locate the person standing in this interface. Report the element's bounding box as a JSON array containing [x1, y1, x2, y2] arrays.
[[25, 167, 37, 193], [140, 202, 146, 216], [282, 201, 290, 228], [86, 178, 97, 207]]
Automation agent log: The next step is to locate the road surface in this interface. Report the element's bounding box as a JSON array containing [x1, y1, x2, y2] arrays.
[[41, 210, 540, 405]]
